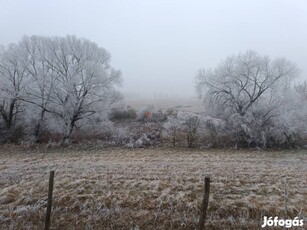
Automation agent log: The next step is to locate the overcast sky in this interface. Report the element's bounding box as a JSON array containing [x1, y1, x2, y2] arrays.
[[1, 0, 306, 98]]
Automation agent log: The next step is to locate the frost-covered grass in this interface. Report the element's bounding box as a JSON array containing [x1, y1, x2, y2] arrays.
[[125, 97, 203, 113], [0, 146, 306, 229]]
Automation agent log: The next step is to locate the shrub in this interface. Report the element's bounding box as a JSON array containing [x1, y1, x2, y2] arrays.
[[109, 106, 137, 121], [0, 125, 25, 144], [163, 112, 204, 148], [136, 106, 154, 122]]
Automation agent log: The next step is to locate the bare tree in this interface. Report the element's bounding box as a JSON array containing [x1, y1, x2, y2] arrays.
[[0, 35, 122, 144], [20, 36, 58, 142], [163, 114, 183, 147], [179, 112, 202, 148], [0, 43, 29, 131], [40, 36, 122, 144], [204, 117, 225, 147], [163, 111, 204, 148], [196, 51, 299, 147]]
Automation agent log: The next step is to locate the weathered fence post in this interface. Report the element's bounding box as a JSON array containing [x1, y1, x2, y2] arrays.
[[45, 170, 55, 230], [198, 177, 210, 230]]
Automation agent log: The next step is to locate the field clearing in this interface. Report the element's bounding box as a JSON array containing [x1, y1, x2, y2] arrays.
[[125, 97, 203, 113], [0, 146, 306, 229]]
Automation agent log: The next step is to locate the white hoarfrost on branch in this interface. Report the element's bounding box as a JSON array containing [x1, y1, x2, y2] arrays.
[[196, 50, 304, 148], [163, 114, 183, 147], [0, 42, 30, 142], [163, 111, 204, 148], [203, 116, 225, 147], [0, 35, 123, 144], [40, 36, 122, 144]]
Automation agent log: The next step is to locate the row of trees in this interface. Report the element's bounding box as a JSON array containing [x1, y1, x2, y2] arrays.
[[1, 37, 306, 148], [0, 35, 122, 144]]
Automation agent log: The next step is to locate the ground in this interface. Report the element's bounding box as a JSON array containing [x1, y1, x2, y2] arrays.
[[0, 146, 306, 229], [125, 97, 203, 113]]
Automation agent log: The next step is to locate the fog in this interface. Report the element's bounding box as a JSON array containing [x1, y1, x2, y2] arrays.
[[1, 0, 306, 98]]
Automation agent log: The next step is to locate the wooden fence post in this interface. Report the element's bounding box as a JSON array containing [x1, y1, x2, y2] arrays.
[[198, 177, 210, 230], [45, 170, 55, 230]]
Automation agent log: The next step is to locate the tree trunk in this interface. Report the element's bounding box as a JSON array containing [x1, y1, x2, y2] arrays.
[[62, 120, 76, 145], [7, 100, 15, 129], [35, 109, 46, 143], [0, 99, 17, 130], [187, 133, 193, 148]]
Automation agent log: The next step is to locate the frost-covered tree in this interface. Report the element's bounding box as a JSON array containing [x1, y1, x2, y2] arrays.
[[163, 114, 183, 147], [163, 111, 203, 148], [0, 35, 122, 144], [179, 112, 203, 148], [203, 117, 225, 147], [39, 35, 122, 144], [196, 50, 300, 148], [270, 82, 307, 147], [0, 43, 29, 130], [19, 36, 59, 142]]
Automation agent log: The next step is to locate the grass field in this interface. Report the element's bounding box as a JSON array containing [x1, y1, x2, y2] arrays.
[[125, 97, 203, 113], [0, 146, 306, 229]]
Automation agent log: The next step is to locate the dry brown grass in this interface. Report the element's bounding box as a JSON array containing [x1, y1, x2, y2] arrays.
[[0, 146, 306, 229]]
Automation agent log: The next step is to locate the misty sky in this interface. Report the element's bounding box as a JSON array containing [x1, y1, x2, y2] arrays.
[[1, 0, 306, 98]]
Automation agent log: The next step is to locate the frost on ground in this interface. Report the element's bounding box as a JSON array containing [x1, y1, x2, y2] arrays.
[[0, 146, 306, 229]]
